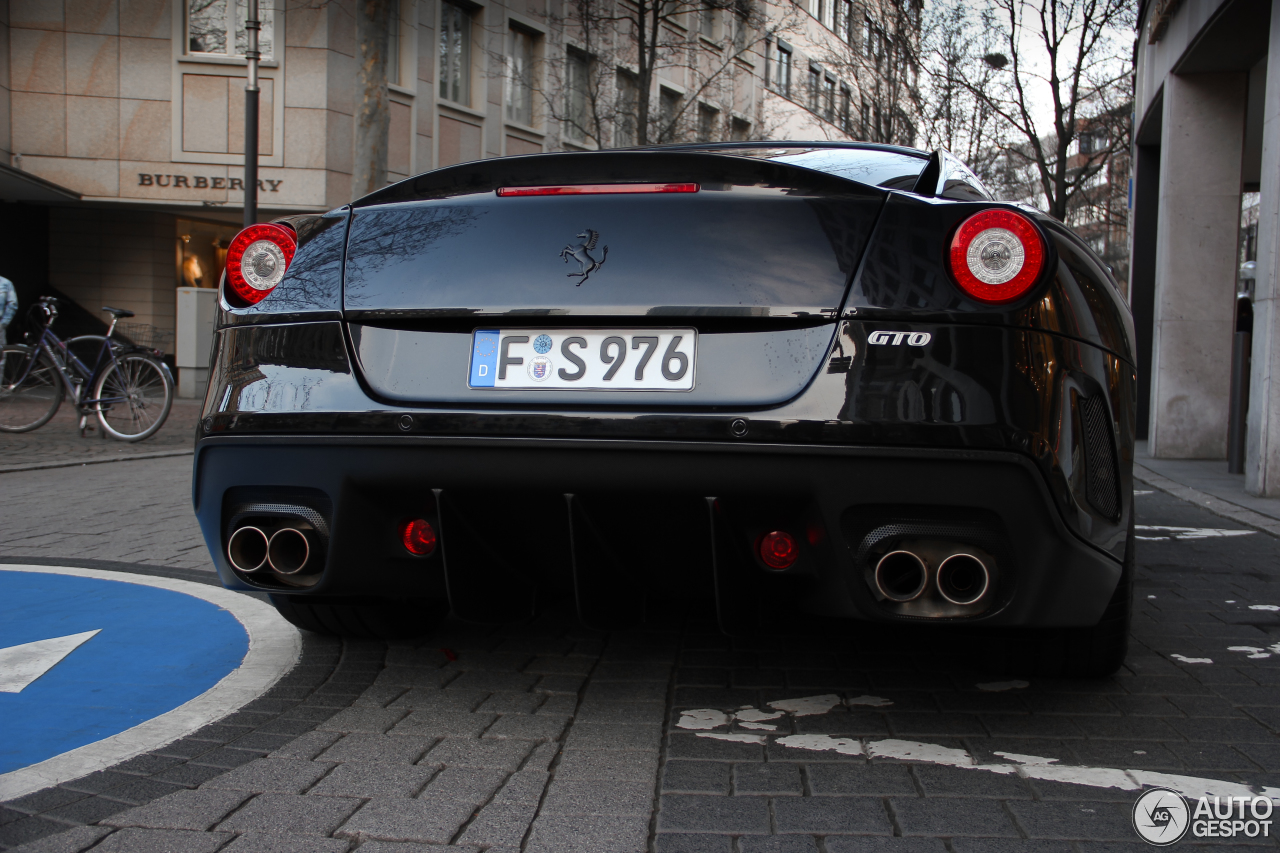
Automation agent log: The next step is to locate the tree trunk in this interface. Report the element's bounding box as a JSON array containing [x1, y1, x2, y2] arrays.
[[354, 0, 393, 199]]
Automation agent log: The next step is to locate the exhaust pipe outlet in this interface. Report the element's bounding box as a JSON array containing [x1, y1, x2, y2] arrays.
[[228, 526, 269, 573], [936, 553, 990, 605], [874, 550, 928, 602], [267, 527, 313, 576]]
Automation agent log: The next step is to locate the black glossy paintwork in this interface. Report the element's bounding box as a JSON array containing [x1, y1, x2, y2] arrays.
[[847, 193, 1136, 364], [218, 209, 349, 326], [342, 185, 881, 320], [200, 319, 1132, 564]]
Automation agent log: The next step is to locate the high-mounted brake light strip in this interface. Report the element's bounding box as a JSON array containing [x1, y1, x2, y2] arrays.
[[496, 182, 699, 197]]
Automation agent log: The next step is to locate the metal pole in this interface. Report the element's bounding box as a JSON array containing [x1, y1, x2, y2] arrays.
[[243, 0, 260, 228]]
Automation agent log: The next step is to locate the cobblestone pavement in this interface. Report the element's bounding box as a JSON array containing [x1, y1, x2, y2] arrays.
[[3, 462, 1280, 851], [0, 397, 202, 472], [0, 456, 210, 571]]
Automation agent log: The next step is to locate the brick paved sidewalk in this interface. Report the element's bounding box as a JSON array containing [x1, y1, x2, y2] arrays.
[[0, 397, 202, 472], [5, 465, 1280, 851]]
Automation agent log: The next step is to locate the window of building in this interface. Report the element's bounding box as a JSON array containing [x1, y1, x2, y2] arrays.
[[818, 0, 833, 30], [659, 88, 682, 141], [808, 65, 821, 112], [697, 104, 718, 142], [731, 117, 751, 141], [615, 71, 639, 146], [771, 42, 792, 97], [731, 1, 749, 51], [700, 5, 716, 38], [860, 98, 869, 136], [839, 85, 851, 132], [387, 1, 402, 85], [506, 27, 537, 125], [439, 1, 472, 104], [840, 0, 853, 43], [861, 16, 872, 55], [564, 49, 592, 142], [823, 75, 836, 122], [188, 0, 276, 60]]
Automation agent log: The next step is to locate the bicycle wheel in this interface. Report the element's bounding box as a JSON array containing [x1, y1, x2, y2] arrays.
[[0, 345, 64, 432], [92, 353, 173, 441]]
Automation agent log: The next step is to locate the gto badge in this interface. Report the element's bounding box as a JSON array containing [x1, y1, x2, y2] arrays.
[[560, 229, 609, 285], [868, 331, 931, 347]]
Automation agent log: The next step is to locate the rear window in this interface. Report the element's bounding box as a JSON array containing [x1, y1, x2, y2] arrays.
[[689, 147, 929, 191]]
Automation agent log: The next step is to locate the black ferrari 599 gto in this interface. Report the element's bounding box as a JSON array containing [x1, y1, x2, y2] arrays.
[[195, 141, 1135, 676]]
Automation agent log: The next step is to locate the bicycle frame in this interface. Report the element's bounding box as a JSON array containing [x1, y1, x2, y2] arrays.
[[18, 315, 130, 413]]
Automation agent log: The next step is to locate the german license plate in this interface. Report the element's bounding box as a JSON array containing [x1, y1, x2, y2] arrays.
[[469, 329, 696, 390]]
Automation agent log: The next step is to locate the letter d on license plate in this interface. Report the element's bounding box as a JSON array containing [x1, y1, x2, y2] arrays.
[[469, 329, 696, 391]]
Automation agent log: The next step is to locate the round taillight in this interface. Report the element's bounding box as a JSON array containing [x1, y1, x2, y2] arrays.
[[400, 518, 437, 556], [947, 209, 1046, 304], [758, 530, 798, 570], [225, 222, 297, 306]]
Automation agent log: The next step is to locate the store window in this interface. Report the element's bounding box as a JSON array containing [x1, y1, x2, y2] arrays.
[[439, 1, 472, 104], [507, 27, 537, 126], [188, 0, 275, 60], [177, 219, 241, 289]]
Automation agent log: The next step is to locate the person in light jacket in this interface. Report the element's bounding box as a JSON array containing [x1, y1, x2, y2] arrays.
[[0, 277, 16, 348]]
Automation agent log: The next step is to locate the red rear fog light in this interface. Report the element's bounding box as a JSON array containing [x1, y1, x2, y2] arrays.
[[758, 530, 798, 570], [400, 518, 437, 556]]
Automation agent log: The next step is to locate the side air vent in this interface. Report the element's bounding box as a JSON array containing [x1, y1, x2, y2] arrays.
[[1080, 394, 1120, 520]]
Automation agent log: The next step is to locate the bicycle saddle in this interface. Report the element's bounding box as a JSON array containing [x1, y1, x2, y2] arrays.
[[102, 306, 135, 318]]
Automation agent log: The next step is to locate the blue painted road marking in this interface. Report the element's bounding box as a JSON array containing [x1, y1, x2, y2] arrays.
[[0, 571, 248, 776]]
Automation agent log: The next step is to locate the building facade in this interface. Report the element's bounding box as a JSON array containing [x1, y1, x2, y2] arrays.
[[0, 0, 918, 360], [1129, 0, 1277, 491]]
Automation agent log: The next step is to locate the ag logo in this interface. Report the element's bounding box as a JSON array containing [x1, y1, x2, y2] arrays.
[[1132, 787, 1190, 846], [559, 229, 609, 285], [868, 330, 931, 346]]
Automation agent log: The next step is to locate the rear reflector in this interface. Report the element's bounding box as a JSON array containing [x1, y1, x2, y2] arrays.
[[497, 183, 699, 197]]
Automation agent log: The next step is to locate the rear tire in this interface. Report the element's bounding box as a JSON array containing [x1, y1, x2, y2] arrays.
[[269, 594, 449, 640], [0, 346, 63, 432]]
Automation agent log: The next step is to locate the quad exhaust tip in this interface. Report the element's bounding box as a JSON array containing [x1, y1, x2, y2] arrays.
[[874, 550, 928, 602], [936, 553, 990, 605], [227, 526, 269, 573]]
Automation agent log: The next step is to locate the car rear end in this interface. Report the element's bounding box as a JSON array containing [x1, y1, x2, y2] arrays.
[[193, 146, 1136, 645]]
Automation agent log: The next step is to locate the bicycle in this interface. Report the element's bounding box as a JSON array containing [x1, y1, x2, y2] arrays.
[[0, 297, 174, 441]]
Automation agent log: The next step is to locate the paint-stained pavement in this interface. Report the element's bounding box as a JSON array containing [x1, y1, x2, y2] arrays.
[[2, 453, 1280, 850]]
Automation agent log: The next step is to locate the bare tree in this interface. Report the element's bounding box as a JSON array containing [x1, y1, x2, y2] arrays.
[[959, 0, 1134, 220], [816, 0, 924, 147], [914, 0, 1005, 177], [529, 0, 802, 148]]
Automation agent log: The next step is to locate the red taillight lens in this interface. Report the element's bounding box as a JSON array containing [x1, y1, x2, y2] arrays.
[[496, 183, 699, 197], [758, 531, 798, 570], [400, 518, 437, 556], [225, 222, 297, 306], [947, 209, 1045, 304]]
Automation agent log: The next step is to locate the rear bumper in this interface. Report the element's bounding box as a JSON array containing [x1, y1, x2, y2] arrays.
[[193, 436, 1123, 630]]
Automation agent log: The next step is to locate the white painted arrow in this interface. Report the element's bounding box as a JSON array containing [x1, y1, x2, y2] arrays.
[[0, 630, 101, 693]]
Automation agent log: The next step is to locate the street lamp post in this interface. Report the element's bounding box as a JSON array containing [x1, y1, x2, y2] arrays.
[[243, 0, 260, 228]]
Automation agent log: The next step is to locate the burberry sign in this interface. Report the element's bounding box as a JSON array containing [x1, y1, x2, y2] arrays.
[[137, 174, 283, 191]]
